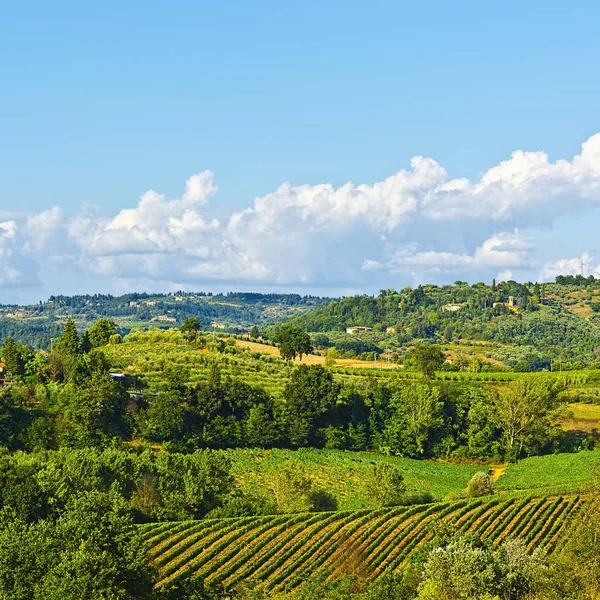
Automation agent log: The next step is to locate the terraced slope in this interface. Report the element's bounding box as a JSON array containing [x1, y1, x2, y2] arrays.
[[142, 494, 592, 592]]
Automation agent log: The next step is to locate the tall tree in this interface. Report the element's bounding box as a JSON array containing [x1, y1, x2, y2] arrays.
[[56, 319, 79, 361], [1, 337, 24, 379], [385, 383, 443, 456], [410, 344, 444, 379], [491, 376, 561, 460], [180, 317, 200, 341], [284, 365, 339, 447], [87, 319, 116, 348], [273, 324, 313, 364]]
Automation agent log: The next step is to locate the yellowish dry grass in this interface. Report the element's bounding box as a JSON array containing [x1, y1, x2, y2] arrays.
[[560, 402, 600, 432], [231, 338, 399, 369]]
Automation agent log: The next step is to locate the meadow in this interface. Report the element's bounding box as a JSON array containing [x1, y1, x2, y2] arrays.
[[495, 449, 600, 494], [221, 448, 484, 510]]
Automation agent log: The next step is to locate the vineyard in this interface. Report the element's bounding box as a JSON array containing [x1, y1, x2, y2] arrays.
[[141, 493, 593, 592], [103, 330, 290, 397]]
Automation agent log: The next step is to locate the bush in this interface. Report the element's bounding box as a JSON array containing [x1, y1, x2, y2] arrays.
[[365, 463, 407, 508], [465, 472, 493, 498]]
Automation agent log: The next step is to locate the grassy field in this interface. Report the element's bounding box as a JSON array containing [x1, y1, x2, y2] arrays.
[[141, 493, 594, 592], [221, 448, 484, 510], [495, 450, 600, 494], [560, 402, 600, 433], [103, 331, 291, 397], [104, 329, 600, 398]]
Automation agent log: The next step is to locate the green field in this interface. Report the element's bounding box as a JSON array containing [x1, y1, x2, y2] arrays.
[[223, 448, 484, 510], [103, 330, 290, 397], [141, 493, 593, 592], [495, 450, 600, 493]]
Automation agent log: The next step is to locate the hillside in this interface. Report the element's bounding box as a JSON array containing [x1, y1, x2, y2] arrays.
[[289, 277, 600, 369], [0, 291, 331, 348], [142, 493, 595, 593], [140, 448, 600, 592], [223, 448, 483, 510]]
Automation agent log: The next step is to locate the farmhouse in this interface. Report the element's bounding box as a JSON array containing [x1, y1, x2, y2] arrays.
[[346, 326, 373, 334], [151, 315, 177, 323], [442, 303, 465, 312], [493, 296, 516, 310]]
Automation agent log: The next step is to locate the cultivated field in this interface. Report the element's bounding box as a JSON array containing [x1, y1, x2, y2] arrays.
[[141, 493, 594, 592]]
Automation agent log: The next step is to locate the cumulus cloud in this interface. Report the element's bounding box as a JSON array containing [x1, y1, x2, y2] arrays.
[[4, 133, 600, 299], [539, 253, 600, 281]]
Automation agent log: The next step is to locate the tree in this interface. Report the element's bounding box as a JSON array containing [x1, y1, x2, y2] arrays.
[[465, 471, 493, 498], [143, 391, 186, 441], [0, 492, 156, 600], [269, 461, 312, 512], [87, 319, 116, 348], [1, 337, 24, 379], [365, 463, 407, 508], [181, 317, 200, 341], [325, 347, 337, 367], [78, 331, 92, 354], [491, 377, 561, 460], [385, 383, 443, 456], [410, 344, 444, 379], [56, 318, 79, 360], [283, 365, 339, 447], [418, 537, 549, 600], [273, 324, 313, 364], [250, 325, 260, 339]]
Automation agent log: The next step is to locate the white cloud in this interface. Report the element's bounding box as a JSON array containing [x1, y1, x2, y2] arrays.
[[387, 231, 533, 273], [539, 253, 600, 281], [362, 259, 384, 271], [4, 133, 600, 299]]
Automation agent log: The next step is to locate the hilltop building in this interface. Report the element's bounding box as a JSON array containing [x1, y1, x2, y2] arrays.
[[346, 326, 373, 334]]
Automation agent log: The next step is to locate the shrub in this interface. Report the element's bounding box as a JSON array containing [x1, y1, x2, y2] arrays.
[[465, 472, 493, 498]]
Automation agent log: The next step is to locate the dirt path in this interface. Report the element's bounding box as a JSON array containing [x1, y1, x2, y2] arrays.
[[489, 464, 507, 484]]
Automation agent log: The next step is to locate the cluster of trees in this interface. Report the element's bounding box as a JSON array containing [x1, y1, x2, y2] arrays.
[[0, 292, 332, 349], [1, 317, 586, 460]]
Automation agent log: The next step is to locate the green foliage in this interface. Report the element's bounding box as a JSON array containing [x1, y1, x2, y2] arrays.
[[385, 383, 443, 456], [0, 492, 156, 600], [283, 365, 339, 447], [0, 447, 235, 523], [273, 324, 313, 363], [410, 344, 445, 379], [1, 337, 26, 378], [465, 472, 493, 498], [364, 463, 407, 507], [418, 537, 549, 599], [490, 376, 562, 459], [87, 318, 117, 348], [268, 460, 315, 513]]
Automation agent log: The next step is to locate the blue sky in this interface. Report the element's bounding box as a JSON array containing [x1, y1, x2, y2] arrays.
[[2, 1, 600, 303]]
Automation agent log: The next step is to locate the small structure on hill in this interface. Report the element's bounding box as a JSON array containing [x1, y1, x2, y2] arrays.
[[493, 296, 516, 311], [442, 303, 465, 312], [346, 326, 373, 334]]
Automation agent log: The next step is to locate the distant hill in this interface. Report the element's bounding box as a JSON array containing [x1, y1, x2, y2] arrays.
[[288, 277, 600, 368], [0, 291, 332, 348]]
